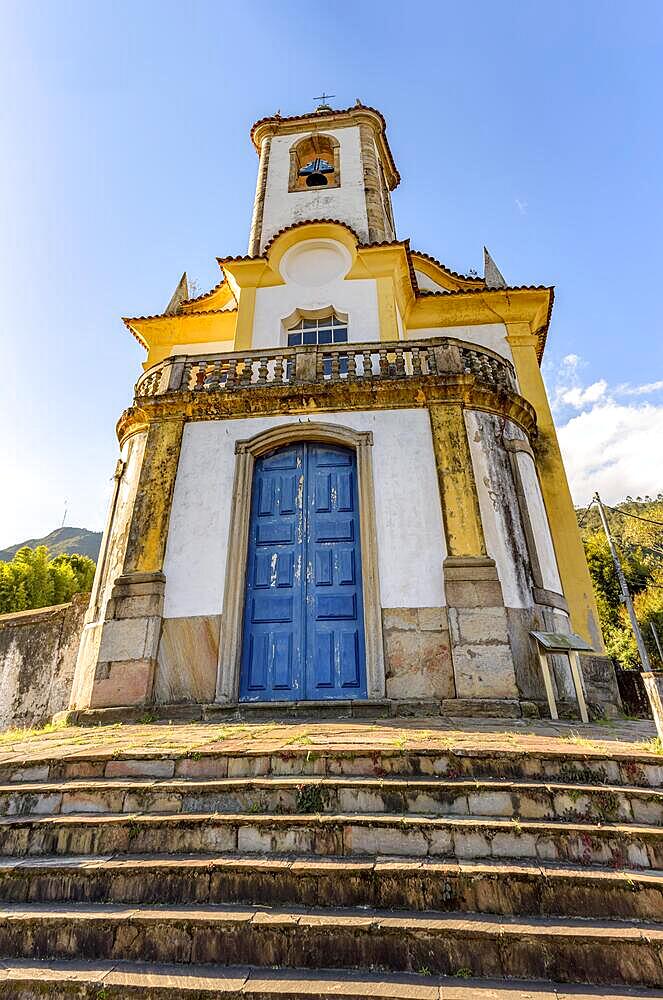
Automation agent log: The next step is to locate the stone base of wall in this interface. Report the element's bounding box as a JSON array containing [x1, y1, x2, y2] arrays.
[[60, 695, 528, 727], [506, 606, 621, 716], [0, 593, 88, 731], [381, 608, 454, 700], [155, 615, 221, 704], [581, 653, 622, 713]]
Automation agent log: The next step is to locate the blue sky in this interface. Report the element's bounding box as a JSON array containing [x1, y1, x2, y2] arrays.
[[1, 0, 662, 548]]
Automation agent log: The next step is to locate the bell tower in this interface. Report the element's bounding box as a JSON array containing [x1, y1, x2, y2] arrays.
[[248, 101, 400, 256]]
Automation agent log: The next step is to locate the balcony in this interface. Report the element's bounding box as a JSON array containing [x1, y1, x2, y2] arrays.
[[134, 337, 518, 400]]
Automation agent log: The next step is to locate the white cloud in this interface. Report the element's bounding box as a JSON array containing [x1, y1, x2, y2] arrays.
[[558, 401, 663, 505], [559, 379, 608, 409], [545, 355, 663, 504], [615, 380, 663, 397]]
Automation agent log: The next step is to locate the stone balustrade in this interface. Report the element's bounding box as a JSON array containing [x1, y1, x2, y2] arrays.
[[134, 337, 517, 401]]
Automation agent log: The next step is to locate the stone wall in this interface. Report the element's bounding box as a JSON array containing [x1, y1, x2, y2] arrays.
[[382, 608, 454, 700], [0, 593, 88, 731]]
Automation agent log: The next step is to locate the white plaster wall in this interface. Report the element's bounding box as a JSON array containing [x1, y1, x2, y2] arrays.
[[163, 410, 447, 619], [516, 451, 563, 593], [465, 410, 531, 609], [260, 126, 370, 250], [253, 277, 380, 350], [414, 270, 447, 293], [407, 323, 513, 364]]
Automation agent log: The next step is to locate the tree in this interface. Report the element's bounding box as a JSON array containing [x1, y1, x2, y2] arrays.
[[0, 548, 96, 615], [578, 500, 663, 668]]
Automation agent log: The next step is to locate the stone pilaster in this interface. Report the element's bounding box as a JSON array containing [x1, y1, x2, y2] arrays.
[[248, 135, 272, 257], [428, 402, 518, 700], [359, 124, 388, 244], [88, 417, 185, 709], [507, 323, 604, 650]]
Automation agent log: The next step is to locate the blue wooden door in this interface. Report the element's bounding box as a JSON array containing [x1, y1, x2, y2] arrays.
[[240, 442, 366, 702]]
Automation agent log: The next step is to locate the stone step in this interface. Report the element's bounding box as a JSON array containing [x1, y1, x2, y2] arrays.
[[0, 811, 660, 867], [2, 960, 661, 999], [1, 853, 662, 922], [2, 776, 661, 825], [0, 902, 662, 987], [4, 748, 662, 788]]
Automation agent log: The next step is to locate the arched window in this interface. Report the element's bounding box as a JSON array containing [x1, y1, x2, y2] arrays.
[[289, 134, 341, 192], [286, 311, 348, 347], [285, 311, 349, 377]]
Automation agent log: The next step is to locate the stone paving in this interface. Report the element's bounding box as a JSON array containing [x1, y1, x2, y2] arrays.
[[0, 715, 658, 766]]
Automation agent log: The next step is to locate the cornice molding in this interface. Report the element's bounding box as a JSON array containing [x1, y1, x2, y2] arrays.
[[117, 375, 537, 448]]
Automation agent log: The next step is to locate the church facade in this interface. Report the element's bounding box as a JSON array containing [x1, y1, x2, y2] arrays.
[[70, 102, 616, 717]]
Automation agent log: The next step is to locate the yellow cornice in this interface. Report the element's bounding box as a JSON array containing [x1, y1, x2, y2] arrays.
[[410, 252, 484, 293], [124, 310, 238, 368], [220, 258, 283, 295], [408, 287, 553, 360], [180, 282, 235, 314], [351, 244, 415, 321], [118, 375, 536, 449]]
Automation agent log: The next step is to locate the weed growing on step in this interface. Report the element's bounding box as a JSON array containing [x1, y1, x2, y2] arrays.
[[454, 968, 472, 978], [0, 717, 68, 745], [138, 712, 157, 724], [248, 799, 268, 814], [559, 762, 609, 786], [641, 737, 663, 756], [561, 732, 597, 748], [296, 783, 326, 814], [127, 819, 141, 838], [283, 734, 314, 747]]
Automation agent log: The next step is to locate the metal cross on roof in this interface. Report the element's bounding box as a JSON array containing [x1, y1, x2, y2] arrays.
[[314, 93, 335, 106]]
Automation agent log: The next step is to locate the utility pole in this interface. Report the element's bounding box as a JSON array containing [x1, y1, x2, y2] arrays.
[[593, 492, 651, 672], [651, 622, 663, 664]]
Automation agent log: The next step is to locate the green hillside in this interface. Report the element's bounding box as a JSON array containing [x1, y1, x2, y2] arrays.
[[0, 527, 101, 564], [576, 497, 663, 669]]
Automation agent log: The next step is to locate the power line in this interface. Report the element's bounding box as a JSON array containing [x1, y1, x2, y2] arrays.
[[577, 499, 597, 529], [604, 503, 663, 527], [620, 540, 663, 562], [593, 492, 651, 671]]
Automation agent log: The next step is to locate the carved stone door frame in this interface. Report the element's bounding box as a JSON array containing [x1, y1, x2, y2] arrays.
[[215, 421, 385, 703]]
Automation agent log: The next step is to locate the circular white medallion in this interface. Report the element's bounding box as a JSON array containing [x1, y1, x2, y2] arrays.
[[280, 239, 351, 287]]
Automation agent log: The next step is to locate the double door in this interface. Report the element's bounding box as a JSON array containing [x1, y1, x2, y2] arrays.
[[240, 441, 367, 701]]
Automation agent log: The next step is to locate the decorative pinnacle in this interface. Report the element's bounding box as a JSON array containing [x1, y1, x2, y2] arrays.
[[483, 247, 507, 289]]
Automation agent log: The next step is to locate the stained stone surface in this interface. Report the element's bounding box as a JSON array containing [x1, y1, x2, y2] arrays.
[[0, 715, 658, 771]]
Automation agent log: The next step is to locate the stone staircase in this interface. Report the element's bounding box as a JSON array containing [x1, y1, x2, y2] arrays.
[[0, 738, 662, 997]]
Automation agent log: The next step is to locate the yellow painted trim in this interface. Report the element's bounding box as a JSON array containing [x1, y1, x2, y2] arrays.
[[428, 402, 486, 557], [127, 312, 238, 368], [180, 283, 235, 314], [350, 245, 414, 325], [506, 321, 604, 650], [410, 253, 483, 293], [409, 288, 551, 332], [234, 287, 257, 352], [265, 222, 359, 274], [123, 417, 185, 576], [376, 276, 400, 341]]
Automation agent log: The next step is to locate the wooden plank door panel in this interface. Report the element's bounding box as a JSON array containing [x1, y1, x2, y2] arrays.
[[305, 444, 367, 700], [240, 444, 304, 701]]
